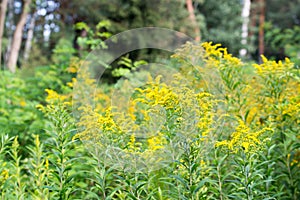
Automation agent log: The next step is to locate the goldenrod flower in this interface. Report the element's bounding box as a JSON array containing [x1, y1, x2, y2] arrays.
[[126, 134, 142, 153], [0, 169, 9, 182], [216, 119, 273, 153], [19, 100, 26, 107], [45, 89, 67, 102], [253, 56, 294, 76], [45, 157, 49, 169], [147, 132, 166, 151]]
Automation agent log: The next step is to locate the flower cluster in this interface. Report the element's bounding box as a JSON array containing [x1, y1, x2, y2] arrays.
[[29, 41, 300, 198], [202, 42, 242, 69], [216, 119, 273, 153], [253, 55, 294, 77]]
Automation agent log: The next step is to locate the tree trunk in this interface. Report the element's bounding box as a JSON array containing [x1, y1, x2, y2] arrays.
[[5, 0, 15, 65], [0, 0, 8, 69], [248, 0, 258, 57], [186, 0, 201, 42], [258, 0, 265, 61], [7, 0, 32, 73], [239, 0, 251, 57], [23, 12, 36, 61]]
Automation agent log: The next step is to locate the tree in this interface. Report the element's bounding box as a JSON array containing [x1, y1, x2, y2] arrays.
[[264, 0, 300, 60], [198, 0, 243, 55], [7, 0, 32, 73], [258, 0, 265, 60], [266, 0, 300, 29], [0, 0, 8, 69], [23, 12, 37, 62], [186, 0, 201, 41], [239, 0, 251, 57], [4, 0, 15, 65]]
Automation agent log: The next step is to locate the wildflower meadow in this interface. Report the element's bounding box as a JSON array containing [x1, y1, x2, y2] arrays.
[[0, 41, 299, 199], [1, 0, 300, 199]]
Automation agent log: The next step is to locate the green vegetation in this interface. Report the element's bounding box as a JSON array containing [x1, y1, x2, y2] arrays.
[[0, 41, 299, 199], [0, 0, 299, 199]]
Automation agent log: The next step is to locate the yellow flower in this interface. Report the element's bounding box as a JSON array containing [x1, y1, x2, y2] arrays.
[[216, 119, 273, 153], [67, 57, 81, 73], [66, 77, 77, 88], [200, 159, 206, 166], [147, 132, 166, 151], [241, 142, 250, 153], [45, 89, 66, 102], [126, 134, 142, 153], [0, 169, 9, 181], [253, 55, 294, 77], [19, 100, 26, 107], [215, 140, 228, 148], [34, 134, 40, 147], [128, 101, 136, 121], [290, 150, 300, 167], [201, 42, 242, 69], [135, 77, 179, 109], [45, 157, 49, 169], [63, 101, 72, 106]]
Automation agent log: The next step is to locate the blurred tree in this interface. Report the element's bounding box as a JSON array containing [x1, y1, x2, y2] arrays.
[[186, 0, 201, 41], [265, 25, 300, 65], [250, 0, 300, 61], [198, 0, 243, 55], [258, 0, 265, 62], [4, 0, 15, 65], [48, 0, 198, 64], [248, 0, 258, 56], [23, 11, 37, 62], [1, 0, 299, 72], [264, 0, 300, 60], [7, 0, 32, 73], [266, 0, 300, 29], [239, 0, 251, 57], [0, 0, 8, 69]]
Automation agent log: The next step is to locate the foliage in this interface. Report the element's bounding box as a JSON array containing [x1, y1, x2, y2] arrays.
[[0, 71, 44, 144], [0, 42, 299, 199], [0, 61, 75, 153], [265, 24, 300, 66], [198, 0, 243, 55]]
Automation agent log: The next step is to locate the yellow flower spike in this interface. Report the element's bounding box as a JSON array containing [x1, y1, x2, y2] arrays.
[[34, 134, 40, 147], [126, 134, 143, 153], [216, 119, 273, 153], [254, 55, 295, 79], [67, 67, 77, 73], [66, 82, 73, 88], [19, 100, 26, 107], [36, 104, 44, 111], [1, 169, 9, 181], [63, 101, 72, 106], [128, 101, 136, 121], [147, 132, 166, 151], [241, 142, 250, 152], [72, 77, 77, 83], [45, 89, 67, 102], [200, 159, 206, 166], [45, 157, 49, 169], [154, 75, 163, 84], [146, 73, 153, 83], [215, 140, 228, 147], [13, 135, 19, 144], [67, 57, 81, 73], [285, 57, 293, 66], [141, 109, 150, 121], [261, 55, 268, 63]]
